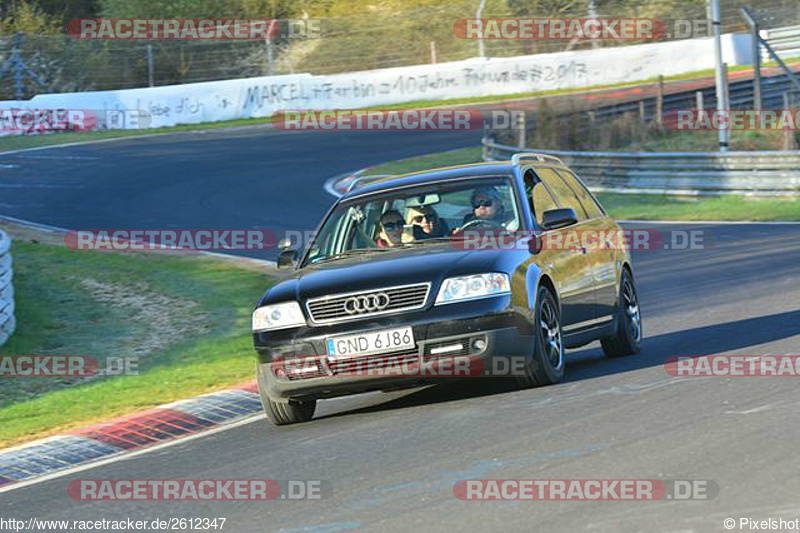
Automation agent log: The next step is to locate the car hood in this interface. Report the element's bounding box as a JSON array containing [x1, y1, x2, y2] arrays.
[[262, 243, 524, 305]]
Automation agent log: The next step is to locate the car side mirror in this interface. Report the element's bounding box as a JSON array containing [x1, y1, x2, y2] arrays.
[[541, 208, 578, 230], [277, 249, 298, 269]]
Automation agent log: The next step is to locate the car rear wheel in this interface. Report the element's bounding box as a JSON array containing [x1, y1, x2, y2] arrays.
[[601, 269, 642, 358], [518, 285, 565, 388], [257, 368, 316, 425]]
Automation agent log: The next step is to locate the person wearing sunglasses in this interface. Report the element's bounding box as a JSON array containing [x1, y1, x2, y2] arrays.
[[460, 186, 509, 228], [375, 210, 407, 248], [406, 205, 450, 240]]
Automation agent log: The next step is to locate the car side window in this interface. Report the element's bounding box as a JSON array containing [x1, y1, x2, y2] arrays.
[[524, 169, 557, 226], [531, 182, 559, 226], [555, 169, 605, 219], [536, 167, 588, 221]]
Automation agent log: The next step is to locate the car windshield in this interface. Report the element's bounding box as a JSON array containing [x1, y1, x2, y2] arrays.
[[304, 177, 521, 265]]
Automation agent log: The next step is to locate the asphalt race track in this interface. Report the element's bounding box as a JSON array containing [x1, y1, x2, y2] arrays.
[[2, 129, 800, 532], [0, 127, 480, 259]]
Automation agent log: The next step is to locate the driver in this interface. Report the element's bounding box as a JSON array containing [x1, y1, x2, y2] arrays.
[[461, 186, 512, 228]]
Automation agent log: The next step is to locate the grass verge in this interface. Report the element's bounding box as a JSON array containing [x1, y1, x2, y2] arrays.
[[361, 147, 800, 221], [0, 223, 275, 449], [614, 129, 798, 152]]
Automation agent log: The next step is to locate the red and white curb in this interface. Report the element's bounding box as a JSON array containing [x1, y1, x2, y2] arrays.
[[0, 381, 261, 490], [323, 168, 372, 198]]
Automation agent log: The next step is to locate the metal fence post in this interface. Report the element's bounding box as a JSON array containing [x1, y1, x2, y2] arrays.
[[14, 33, 23, 100], [751, 26, 762, 110], [265, 20, 277, 76], [476, 0, 487, 59], [722, 62, 730, 111], [784, 92, 798, 150], [712, 0, 729, 152], [147, 45, 155, 87], [741, 7, 762, 110]]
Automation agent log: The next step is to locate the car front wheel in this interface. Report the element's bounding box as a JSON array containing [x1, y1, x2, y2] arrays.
[[257, 367, 316, 425], [518, 285, 565, 388]]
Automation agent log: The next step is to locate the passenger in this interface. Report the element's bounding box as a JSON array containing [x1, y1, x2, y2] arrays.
[[375, 210, 406, 248], [406, 205, 450, 240]]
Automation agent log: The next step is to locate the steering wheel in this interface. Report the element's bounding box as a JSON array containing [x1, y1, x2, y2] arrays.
[[456, 218, 503, 233]]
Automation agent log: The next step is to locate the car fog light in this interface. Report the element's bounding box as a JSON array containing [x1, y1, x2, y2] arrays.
[[473, 338, 487, 351]]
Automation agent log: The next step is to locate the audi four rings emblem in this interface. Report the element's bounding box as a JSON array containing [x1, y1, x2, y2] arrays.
[[343, 293, 391, 314]]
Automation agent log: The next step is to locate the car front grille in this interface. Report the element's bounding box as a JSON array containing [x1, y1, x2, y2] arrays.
[[306, 283, 431, 324]]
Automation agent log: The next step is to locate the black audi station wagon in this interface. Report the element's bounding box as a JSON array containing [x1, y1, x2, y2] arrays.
[[253, 154, 642, 425]]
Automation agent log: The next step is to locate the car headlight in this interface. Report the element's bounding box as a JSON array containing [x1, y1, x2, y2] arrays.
[[435, 273, 511, 305], [252, 301, 306, 332]]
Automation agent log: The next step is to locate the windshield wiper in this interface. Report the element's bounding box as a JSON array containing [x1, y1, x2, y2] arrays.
[[402, 236, 456, 245], [310, 247, 390, 264]]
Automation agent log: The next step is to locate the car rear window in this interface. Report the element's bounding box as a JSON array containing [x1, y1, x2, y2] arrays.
[[555, 169, 605, 219]]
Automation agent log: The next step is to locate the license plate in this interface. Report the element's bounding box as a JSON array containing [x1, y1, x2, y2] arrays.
[[326, 327, 415, 359]]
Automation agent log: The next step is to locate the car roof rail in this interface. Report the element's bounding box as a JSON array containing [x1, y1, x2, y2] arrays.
[[346, 174, 396, 192], [511, 152, 564, 166]]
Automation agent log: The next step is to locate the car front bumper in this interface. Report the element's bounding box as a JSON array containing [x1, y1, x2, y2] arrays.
[[254, 295, 536, 401]]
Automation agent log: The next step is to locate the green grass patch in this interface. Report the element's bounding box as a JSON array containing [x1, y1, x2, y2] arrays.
[[617, 129, 795, 152], [361, 147, 800, 221], [595, 193, 800, 221], [363, 147, 484, 176], [0, 236, 274, 448]]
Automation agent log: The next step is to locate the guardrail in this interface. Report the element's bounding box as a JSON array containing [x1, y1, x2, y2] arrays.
[[762, 25, 800, 62], [0, 230, 15, 347], [483, 139, 800, 196]]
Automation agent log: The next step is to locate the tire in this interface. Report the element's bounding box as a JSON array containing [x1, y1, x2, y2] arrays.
[[518, 285, 565, 388], [601, 269, 642, 358], [257, 367, 316, 425]]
